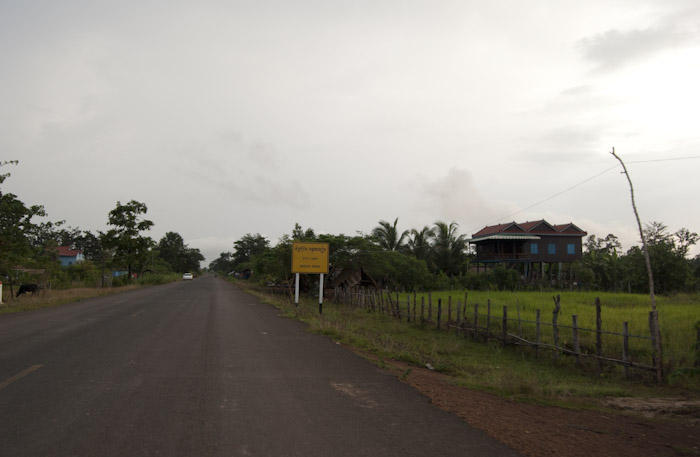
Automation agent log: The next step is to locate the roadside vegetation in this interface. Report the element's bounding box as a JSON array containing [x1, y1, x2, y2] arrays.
[[0, 273, 183, 315], [1, 160, 204, 306], [208, 217, 699, 396], [235, 279, 700, 407]]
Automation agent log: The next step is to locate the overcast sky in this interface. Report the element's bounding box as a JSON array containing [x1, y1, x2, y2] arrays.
[[2, 0, 699, 263]]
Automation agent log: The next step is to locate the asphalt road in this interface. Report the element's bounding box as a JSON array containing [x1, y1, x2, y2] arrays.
[[0, 275, 520, 457]]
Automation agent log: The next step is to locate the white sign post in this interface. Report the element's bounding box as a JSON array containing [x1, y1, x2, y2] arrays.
[[294, 273, 300, 305], [291, 242, 329, 314], [0, 280, 3, 305]]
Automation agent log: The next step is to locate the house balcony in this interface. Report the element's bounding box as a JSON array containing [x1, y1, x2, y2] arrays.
[[475, 253, 533, 262]]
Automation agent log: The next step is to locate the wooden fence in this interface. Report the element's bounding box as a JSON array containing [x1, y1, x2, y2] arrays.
[[332, 288, 662, 380]]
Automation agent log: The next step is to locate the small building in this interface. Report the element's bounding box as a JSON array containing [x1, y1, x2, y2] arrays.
[[56, 246, 85, 267], [468, 220, 587, 283], [328, 268, 377, 290]]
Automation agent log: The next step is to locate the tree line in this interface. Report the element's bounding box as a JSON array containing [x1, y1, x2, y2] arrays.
[[1, 161, 203, 294], [210, 218, 700, 294]]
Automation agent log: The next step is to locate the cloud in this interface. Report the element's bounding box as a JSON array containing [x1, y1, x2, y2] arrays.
[[522, 125, 607, 163], [177, 131, 310, 209], [414, 168, 520, 235], [559, 85, 594, 97], [186, 235, 236, 264], [578, 26, 695, 72]]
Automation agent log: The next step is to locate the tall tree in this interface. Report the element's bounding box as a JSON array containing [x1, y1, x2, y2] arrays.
[[431, 221, 467, 276], [0, 161, 47, 292], [0, 192, 46, 283], [209, 252, 235, 273], [103, 200, 154, 280], [372, 218, 408, 251], [0, 160, 18, 185], [158, 231, 187, 272], [232, 233, 269, 270], [75, 230, 103, 262], [291, 223, 316, 241], [621, 222, 695, 294], [674, 228, 699, 258], [407, 226, 434, 262], [582, 234, 622, 290]]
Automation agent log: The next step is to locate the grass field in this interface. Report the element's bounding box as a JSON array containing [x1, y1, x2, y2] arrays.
[[397, 290, 700, 375], [241, 282, 700, 402], [0, 286, 144, 314], [0, 273, 181, 314]]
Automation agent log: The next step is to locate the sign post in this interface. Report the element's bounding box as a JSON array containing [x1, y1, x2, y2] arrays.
[[291, 242, 329, 314]]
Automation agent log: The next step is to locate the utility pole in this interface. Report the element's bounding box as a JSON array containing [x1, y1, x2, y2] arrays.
[[610, 147, 663, 382], [610, 148, 656, 309]]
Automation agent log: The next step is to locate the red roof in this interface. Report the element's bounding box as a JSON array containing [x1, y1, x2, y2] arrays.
[[472, 220, 586, 238], [56, 246, 82, 257]]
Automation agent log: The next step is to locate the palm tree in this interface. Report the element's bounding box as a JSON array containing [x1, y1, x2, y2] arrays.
[[407, 226, 434, 262], [372, 218, 408, 251], [432, 220, 467, 276]]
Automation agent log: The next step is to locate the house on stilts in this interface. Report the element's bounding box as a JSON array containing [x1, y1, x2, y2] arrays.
[[468, 220, 587, 284]]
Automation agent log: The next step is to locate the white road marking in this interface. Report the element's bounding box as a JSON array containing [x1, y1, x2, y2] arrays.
[[0, 365, 44, 391]]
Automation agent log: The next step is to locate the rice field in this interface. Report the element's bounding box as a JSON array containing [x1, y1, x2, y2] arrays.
[[399, 290, 700, 374]]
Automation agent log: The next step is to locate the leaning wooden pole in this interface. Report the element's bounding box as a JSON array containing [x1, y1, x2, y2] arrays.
[[610, 148, 656, 310], [610, 147, 663, 382]]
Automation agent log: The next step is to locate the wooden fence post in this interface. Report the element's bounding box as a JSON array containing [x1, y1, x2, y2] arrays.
[[572, 314, 580, 366], [413, 291, 417, 319], [623, 321, 630, 378], [651, 309, 663, 383], [455, 299, 462, 337], [421, 296, 425, 322], [596, 297, 603, 373], [474, 303, 479, 339], [502, 306, 508, 346], [406, 294, 411, 322], [437, 298, 442, 330], [448, 295, 452, 324], [463, 292, 468, 333], [535, 309, 541, 359], [552, 295, 561, 360], [649, 311, 658, 379], [486, 299, 491, 337], [428, 293, 433, 322], [517, 299, 523, 337]]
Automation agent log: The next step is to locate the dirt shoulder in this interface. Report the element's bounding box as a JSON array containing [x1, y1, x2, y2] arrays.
[[377, 356, 700, 457]]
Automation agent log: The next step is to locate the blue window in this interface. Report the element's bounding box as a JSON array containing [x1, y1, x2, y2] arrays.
[[548, 243, 556, 255], [530, 243, 538, 254], [567, 244, 575, 255]]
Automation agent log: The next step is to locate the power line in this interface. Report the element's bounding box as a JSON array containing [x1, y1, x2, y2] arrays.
[[473, 155, 700, 232], [628, 156, 700, 164]]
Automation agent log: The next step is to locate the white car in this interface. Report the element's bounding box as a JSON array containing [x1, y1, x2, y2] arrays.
[[182, 272, 194, 280]]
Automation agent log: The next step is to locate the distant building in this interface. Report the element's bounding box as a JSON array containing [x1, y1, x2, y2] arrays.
[[468, 220, 587, 283], [56, 246, 85, 267]]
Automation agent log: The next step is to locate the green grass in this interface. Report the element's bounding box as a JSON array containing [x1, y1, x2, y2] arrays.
[[238, 281, 700, 406], [392, 290, 700, 377], [0, 273, 182, 314], [0, 285, 144, 314]]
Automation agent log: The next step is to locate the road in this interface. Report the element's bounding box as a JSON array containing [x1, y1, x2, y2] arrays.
[[0, 275, 520, 457]]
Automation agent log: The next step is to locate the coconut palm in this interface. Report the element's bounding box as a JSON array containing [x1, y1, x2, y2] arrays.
[[406, 226, 434, 262], [432, 220, 467, 276], [372, 218, 409, 251]]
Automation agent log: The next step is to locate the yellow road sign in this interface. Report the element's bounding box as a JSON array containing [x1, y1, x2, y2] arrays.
[[291, 242, 329, 274]]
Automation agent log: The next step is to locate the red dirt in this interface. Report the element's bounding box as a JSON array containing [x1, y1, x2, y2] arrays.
[[384, 359, 700, 457]]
